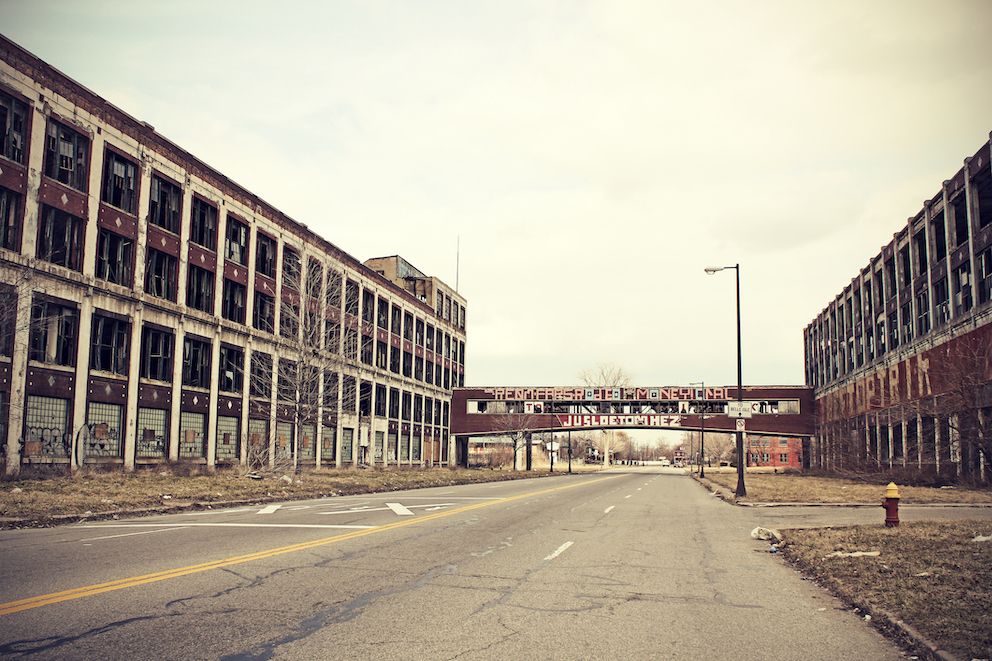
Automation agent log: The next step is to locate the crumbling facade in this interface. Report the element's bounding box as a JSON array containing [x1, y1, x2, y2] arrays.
[[804, 136, 992, 481], [0, 35, 466, 475]]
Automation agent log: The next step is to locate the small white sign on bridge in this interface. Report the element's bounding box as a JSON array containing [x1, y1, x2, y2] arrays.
[[727, 401, 753, 419]]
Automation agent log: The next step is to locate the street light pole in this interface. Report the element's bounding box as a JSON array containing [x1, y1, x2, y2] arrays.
[[690, 381, 705, 478], [705, 263, 746, 497]]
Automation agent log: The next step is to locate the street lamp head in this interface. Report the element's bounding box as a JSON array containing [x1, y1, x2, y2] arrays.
[[704, 267, 723, 274]]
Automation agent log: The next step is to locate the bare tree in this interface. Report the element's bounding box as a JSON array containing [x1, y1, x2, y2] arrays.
[[489, 409, 541, 471], [579, 363, 632, 465]]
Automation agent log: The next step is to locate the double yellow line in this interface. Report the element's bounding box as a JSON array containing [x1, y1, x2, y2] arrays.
[[0, 475, 614, 616]]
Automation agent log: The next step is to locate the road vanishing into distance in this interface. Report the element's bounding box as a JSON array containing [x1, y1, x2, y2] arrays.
[[0, 469, 921, 660]]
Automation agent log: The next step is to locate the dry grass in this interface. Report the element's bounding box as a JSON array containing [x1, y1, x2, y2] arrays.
[[782, 521, 992, 659], [0, 467, 581, 525], [704, 472, 992, 504]]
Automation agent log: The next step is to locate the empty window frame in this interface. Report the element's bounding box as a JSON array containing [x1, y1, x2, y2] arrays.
[[255, 233, 276, 278], [43, 120, 89, 191], [0, 89, 28, 164], [0, 186, 23, 251], [282, 248, 301, 290], [100, 149, 138, 214], [914, 231, 928, 275], [140, 326, 174, 382], [278, 359, 298, 401], [90, 312, 129, 375], [390, 304, 401, 335], [341, 376, 356, 413], [361, 333, 374, 366], [144, 249, 178, 301], [280, 299, 299, 339], [250, 351, 272, 398], [899, 246, 911, 287], [388, 387, 400, 419], [377, 296, 389, 329], [361, 288, 374, 324], [953, 262, 972, 313], [323, 371, 338, 409], [425, 324, 435, 351], [37, 205, 84, 270], [344, 280, 359, 316], [952, 194, 969, 247], [376, 339, 388, 370], [95, 228, 133, 286], [899, 302, 912, 344], [374, 383, 387, 417], [326, 270, 342, 310], [149, 174, 182, 233], [224, 217, 249, 266], [978, 167, 992, 229], [190, 197, 218, 250], [307, 259, 324, 301], [414, 355, 423, 381], [403, 312, 413, 341], [933, 278, 950, 325], [182, 335, 211, 388], [29, 298, 78, 366], [402, 350, 412, 378], [415, 318, 424, 346], [186, 265, 214, 313], [219, 344, 244, 393], [978, 247, 992, 305], [932, 211, 947, 259], [916, 290, 930, 336], [253, 292, 275, 333], [344, 327, 358, 360], [324, 319, 340, 353], [389, 343, 400, 373], [222, 279, 246, 323], [425, 359, 434, 385]]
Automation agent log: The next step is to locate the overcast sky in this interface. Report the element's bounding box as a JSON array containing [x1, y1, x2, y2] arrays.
[[3, 0, 990, 389]]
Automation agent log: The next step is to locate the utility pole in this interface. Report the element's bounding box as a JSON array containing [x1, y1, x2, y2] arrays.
[[567, 430, 572, 474]]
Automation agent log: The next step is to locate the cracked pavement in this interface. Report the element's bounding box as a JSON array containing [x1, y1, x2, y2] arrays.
[[0, 468, 958, 659]]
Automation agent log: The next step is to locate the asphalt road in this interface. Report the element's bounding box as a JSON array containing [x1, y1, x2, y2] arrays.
[[0, 468, 962, 660]]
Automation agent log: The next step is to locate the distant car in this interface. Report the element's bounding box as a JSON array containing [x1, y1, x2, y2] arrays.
[[661, 459, 671, 467]]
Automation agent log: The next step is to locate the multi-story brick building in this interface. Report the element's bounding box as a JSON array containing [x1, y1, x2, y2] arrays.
[[0, 35, 466, 475], [804, 136, 992, 481]]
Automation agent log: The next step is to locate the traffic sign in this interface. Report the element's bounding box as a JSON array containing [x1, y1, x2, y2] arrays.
[[727, 401, 753, 419], [735, 418, 746, 431]]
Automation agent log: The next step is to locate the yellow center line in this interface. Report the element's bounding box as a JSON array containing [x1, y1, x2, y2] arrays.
[[0, 474, 616, 616]]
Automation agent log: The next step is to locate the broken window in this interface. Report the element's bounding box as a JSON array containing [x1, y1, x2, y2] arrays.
[[916, 290, 930, 336], [95, 229, 133, 286], [361, 288, 374, 324], [914, 231, 928, 275], [374, 383, 387, 417], [43, 120, 89, 191], [323, 371, 339, 409], [425, 324, 435, 351], [250, 351, 272, 398], [884, 258, 896, 299], [219, 344, 244, 393], [37, 205, 83, 271], [389, 343, 400, 373], [253, 292, 275, 333], [24, 395, 69, 458], [344, 326, 358, 359], [100, 149, 138, 214], [190, 197, 217, 250], [307, 258, 324, 300], [255, 233, 276, 278], [376, 340, 388, 369], [0, 186, 22, 251], [144, 248, 178, 301], [90, 312, 129, 375], [377, 297, 389, 329], [390, 304, 401, 335], [415, 319, 424, 346], [414, 394, 423, 423], [326, 269, 342, 310], [953, 262, 972, 314], [402, 350, 412, 378], [149, 174, 182, 233], [425, 359, 434, 385], [414, 355, 423, 381], [140, 325, 174, 382], [0, 89, 28, 164], [186, 265, 214, 313], [403, 311, 413, 341], [282, 248, 301, 290], [899, 303, 912, 344], [278, 359, 298, 401], [359, 381, 372, 417], [222, 279, 246, 323], [29, 297, 78, 366], [977, 167, 992, 229], [978, 247, 992, 305], [86, 402, 123, 458], [899, 246, 911, 286], [388, 387, 400, 419], [952, 194, 969, 247], [136, 407, 168, 457], [361, 333, 374, 365], [179, 411, 206, 459], [933, 278, 950, 325], [932, 210, 947, 259], [324, 319, 340, 353], [182, 335, 211, 388], [280, 299, 299, 339], [344, 279, 359, 316], [224, 217, 249, 266]]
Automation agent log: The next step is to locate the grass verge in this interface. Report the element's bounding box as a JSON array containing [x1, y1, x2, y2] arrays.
[[703, 472, 992, 504], [0, 467, 591, 527], [782, 521, 992, 660]]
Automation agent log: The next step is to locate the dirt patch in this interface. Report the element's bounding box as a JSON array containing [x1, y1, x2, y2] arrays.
[[782, 521, 992, 660], [704, 472, 992, 504], [0, 467, 587, 527]]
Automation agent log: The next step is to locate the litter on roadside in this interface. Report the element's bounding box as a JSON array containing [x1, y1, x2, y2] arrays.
[[824, 550, 880, 558], [971, 534, 992, 543]]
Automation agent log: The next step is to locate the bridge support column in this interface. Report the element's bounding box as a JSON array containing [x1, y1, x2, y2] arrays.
[[524, 432, 532, 471]]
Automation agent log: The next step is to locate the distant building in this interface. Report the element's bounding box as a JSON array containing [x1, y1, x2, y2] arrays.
[[746, 436, 802, 470]]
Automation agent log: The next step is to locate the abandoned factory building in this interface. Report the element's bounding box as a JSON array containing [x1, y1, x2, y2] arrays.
[[805, 135, 992, 481], [0, 35, 467, 474]]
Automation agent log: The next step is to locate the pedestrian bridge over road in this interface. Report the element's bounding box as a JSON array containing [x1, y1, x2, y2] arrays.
[[451, 385, 814, 466]]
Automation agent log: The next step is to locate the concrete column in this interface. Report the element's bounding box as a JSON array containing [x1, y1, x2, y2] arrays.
[[4, 287, 33, 476], [950, 413, 961, 476], [123, 307, 144, 471], [901, 417, 908, 467], [916, 412, 924, 469], [934, 410, 943, 473], [206, 330, 221, 470], [69, 295, 95, 469], [239, 342, 251, 466]]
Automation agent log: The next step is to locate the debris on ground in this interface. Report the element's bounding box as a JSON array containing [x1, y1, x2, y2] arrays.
[[824, 550, 880, 558], [971, 534, 992, 543], [751, 527, 783, 543]]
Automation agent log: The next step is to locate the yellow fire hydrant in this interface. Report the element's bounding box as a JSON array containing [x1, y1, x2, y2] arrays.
[[882, 482, 900, 527]]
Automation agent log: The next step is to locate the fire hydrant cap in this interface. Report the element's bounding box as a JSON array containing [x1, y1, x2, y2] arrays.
[[885, 482, 901, 499]]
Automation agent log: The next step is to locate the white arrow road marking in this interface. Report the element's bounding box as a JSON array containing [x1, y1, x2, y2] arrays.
[[385, 503, 414, 516], [624, 495, 632, 499], [79, 527, 189, 542], [604, 506, 615, 514], [320, 503, 453, 515], [183, 509, 251, 516], [257, 504, 282, 515], [544, 541, 574, 561], [77, 523, 376, 530]]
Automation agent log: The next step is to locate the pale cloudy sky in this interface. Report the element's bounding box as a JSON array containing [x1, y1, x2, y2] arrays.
[[3, 0, 990, 388]]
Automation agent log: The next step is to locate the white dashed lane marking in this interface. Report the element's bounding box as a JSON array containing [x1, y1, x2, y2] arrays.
[[543, 541, 574, 561], [257, 504, 282, 515], [604, 506, 615, 514], [78, 527, 189, 542]]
